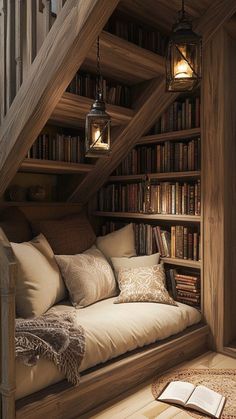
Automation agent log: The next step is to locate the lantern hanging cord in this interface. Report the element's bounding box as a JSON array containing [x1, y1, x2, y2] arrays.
[[181, 0, 185, 18], [96, 36, 102, 96]]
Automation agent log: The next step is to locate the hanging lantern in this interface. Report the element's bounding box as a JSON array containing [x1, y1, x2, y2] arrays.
[[85, 37, 111, 157], [166, 0, 202, 92]]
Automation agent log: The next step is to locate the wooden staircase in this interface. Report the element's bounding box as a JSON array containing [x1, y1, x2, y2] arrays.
[[0, 0, 235, 205]]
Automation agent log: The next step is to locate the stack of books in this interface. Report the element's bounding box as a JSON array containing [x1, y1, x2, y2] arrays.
[[67, 71, 131, 108], [149, 96, 200, 134], [27, 133, 84, 163], [167, 269, 200, 308]]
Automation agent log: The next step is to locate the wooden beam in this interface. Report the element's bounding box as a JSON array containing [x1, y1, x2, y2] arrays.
[[69, 78, 179, 203], [194, 0, 236, 45], [0, 0, 119, 197], [202, 27, 236, 351]]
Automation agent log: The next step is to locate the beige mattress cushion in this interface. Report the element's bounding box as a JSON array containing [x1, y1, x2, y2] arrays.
[[16, 298, 201, 399], [11, 234, 66, 318]]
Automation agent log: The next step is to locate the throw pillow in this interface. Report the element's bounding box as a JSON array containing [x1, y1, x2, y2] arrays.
[[96, 224, 136, 262], [55, 246, 117, 308], [114, 264, 177, 306], [34, 213, 96, 255], [111, 253, 160, 275], [11, 234, 66, 318]]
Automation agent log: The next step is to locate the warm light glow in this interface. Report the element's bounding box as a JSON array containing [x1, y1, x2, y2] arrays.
[[92, 126, 109, 149], [174, 45, 193, 79], [94, 128, 102, 144], [174, 59, 193, 78]]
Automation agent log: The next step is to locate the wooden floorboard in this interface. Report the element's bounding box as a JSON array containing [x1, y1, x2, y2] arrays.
[[85, 352, 236, 419]]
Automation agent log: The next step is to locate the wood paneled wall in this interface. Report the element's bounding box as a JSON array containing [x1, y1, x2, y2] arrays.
[[202, 27, 236, 350]]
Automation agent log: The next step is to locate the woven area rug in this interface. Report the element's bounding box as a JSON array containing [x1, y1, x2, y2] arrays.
[[152, 368, 236, 418]]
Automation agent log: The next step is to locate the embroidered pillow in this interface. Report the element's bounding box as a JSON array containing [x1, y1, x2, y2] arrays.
[[55, 246, 117, 308], [111, 253, 160, 276], [114, 264, 177, 306]]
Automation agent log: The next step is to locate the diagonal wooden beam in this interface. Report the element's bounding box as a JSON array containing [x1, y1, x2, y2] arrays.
[[194, 0, 236, 46], [69, 0, 236, 204], [0, 0, 119, 197], [68, 78, 179, 203]]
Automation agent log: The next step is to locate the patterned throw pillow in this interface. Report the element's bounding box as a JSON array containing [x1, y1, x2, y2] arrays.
[[114, 265, 177, 306], [56, 246, 117, 308]]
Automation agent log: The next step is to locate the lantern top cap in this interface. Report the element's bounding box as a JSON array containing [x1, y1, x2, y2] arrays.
[[171, 10, 201, 42], [88, 92, 111, 118]]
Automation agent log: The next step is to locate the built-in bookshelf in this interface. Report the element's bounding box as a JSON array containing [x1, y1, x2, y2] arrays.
[[95, 95, 202, 310]]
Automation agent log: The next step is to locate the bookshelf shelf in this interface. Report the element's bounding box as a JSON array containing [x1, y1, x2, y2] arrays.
[[109, 171, 201, 182], [137, 128, 201, 145], [20, 159, 94, 175], [50, 93, 134, 128], [82, 31, 165, 85], [161, 257, 201, 269], [0, 202, 82, 207], [93, 211, 201, 223]]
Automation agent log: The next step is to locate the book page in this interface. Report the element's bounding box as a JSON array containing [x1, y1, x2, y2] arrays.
[[186, 385, 223, 417], [158, 381, 195, 406]]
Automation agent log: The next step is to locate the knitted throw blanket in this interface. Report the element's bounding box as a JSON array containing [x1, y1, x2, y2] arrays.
[[15, 311, 86, 385]]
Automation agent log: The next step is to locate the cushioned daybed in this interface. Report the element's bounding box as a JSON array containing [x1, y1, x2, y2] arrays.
[[0, 208, 208, 419], [16, 297, 201, 399]]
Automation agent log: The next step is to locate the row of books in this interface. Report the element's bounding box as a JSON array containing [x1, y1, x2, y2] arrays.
[[67, 72, 131, 108], [150, 181, 201, 215], [114, 138, 201, 175], [97, 181, 201, 216], [26, 134, 85, 163], [157, 225, 200, 261], [166, 269, 200, 308], [101, 222, 200, 261], [105, 12, 168, 55], [149, 97, 200, 134]]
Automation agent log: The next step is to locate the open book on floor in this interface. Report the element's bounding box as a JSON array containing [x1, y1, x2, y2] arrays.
[[157, 380, 226, 418]]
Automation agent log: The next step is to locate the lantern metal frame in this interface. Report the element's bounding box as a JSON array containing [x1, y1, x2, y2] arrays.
[[166, 0, 202, 92], [85, 37, 111, 157]]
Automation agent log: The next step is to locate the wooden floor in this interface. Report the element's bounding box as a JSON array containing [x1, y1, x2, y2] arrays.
[[82, 352, 236, 419]]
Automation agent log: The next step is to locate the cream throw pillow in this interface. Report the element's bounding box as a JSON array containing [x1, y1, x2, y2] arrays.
[[55, 246, 117, 308], [11, 234, 66, 318], [115, 264, 177, 306], [111, 253, 160, 276], [96, 224, 136, 262]]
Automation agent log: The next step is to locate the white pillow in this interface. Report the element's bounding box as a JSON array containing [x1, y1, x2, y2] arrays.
[[96, 224, 136, 262], [55, 246, 117, 308], [11, 234, 66, 318], [111, 253, 160, 276]]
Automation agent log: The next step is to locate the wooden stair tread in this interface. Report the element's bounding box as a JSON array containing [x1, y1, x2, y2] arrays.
[[82, 30, 165, 85], [20, 159, 93, 175], [50, 92, 134, 128]]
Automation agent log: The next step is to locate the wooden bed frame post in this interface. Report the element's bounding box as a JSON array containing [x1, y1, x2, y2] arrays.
[[0, 228, 17, 419]]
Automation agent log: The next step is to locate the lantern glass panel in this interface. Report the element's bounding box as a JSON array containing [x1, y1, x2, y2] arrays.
[[167, 39, 201, 92], [85, 114, 111, 157]]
